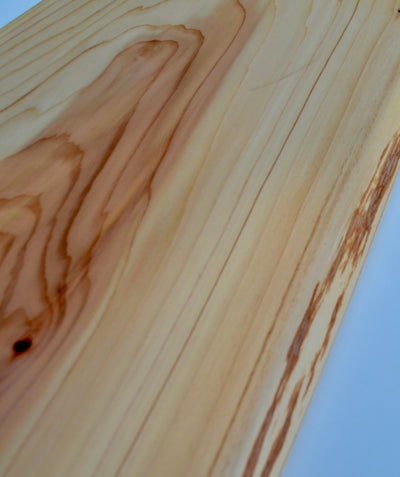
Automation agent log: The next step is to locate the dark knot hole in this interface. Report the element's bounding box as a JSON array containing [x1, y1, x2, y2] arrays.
[[13, 338, 32, 355]]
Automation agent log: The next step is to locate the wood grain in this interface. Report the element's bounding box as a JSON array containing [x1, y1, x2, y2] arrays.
[[1, 1, 400, 476]]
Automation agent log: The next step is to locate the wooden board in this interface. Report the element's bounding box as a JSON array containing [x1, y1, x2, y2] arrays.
[[1, 1, 400, 476]]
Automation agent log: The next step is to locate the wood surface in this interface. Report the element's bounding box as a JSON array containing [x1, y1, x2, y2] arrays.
[[1, 1, 400, 476]]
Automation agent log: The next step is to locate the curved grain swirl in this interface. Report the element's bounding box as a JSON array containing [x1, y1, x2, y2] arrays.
[[0, 0, 252, 407]]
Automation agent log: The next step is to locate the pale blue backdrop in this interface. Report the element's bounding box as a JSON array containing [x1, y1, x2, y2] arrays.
[[1, 3, 399, 476]]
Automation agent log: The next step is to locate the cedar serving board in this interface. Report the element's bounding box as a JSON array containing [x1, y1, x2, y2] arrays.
[[1, 1, 400, 476]]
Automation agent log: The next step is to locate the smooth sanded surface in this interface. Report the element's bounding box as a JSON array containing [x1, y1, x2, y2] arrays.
[[1, 2, 400, 477]]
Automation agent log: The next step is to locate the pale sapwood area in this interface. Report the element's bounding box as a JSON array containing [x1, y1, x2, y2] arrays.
[[1, 0, 400, 476]]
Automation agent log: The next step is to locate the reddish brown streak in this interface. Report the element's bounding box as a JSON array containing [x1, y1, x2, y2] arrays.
[[242, 285, 320, 477], [304, 292, 344, 396], [261, 378, 304, 477], [243, 130, 400, 476]]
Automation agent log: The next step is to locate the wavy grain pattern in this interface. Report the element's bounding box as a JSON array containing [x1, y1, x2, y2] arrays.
[[1, 1, 400, 476]]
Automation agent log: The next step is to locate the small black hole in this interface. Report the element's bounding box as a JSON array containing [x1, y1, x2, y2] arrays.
[[398, 9, 400, 13], [13, 338, 32, 354]]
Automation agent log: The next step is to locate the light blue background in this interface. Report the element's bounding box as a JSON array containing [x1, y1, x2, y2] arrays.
[[283, 166, 400, 477], [1, 3, 399, 476], [0, 1, 39, 28]]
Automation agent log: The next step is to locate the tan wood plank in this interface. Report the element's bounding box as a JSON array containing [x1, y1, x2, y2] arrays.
[[1, 1, 400, 476]]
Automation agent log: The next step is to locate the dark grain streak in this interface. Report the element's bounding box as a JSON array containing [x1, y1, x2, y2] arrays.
[[304, 292, 344, 396], [261, 378, 304, 477]]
